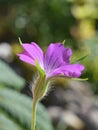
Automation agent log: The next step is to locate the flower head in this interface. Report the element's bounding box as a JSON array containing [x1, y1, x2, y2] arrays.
[[18, 42, 85, 79]]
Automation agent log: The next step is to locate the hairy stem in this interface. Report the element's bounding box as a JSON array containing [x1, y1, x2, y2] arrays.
[[31, 99, 37, 130]]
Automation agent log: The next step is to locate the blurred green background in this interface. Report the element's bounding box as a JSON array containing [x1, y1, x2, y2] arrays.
[[0, 0, 98, 130]]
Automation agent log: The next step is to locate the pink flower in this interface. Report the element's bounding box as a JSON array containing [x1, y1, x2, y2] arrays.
[[17, 42, 85, 79]]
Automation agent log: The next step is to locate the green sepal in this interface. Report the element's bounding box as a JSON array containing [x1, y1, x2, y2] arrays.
[[18, 37, 23, 45], [62, 40, 66, 45], [71, 54, 88, 64], [71, 78, 88, 81], [35, 59, 45, 77]]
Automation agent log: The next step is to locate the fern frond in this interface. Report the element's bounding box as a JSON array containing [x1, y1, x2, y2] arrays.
[[0, 60, 25, 90], [0, 87, 53, 130], [0, 112, 24, 130]]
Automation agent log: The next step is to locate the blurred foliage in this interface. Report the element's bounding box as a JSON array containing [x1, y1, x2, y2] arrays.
[[0, 60, 53, 130], [0, 0, 76, 47], [83, 33, 98, 92], [0, 0, 98, 45]]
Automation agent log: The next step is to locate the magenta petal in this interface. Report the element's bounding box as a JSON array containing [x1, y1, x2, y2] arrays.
[[62, 48, 72, 63], [22, 43, 43, 61], [21, 42, 44, 68], [44, 43, 65, 72], [17, 52, 35, 65], [47, 64, 85, 78]]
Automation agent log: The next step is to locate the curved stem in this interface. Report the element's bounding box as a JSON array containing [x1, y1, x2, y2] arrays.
[[31, 99, 37, 130]]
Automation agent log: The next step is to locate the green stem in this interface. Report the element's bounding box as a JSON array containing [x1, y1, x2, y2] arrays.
[[31, 99, 37, 130]]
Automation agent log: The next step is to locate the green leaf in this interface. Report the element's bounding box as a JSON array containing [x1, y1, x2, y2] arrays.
[[0, 60, 25, 90], [71, 54, 88, 64]]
